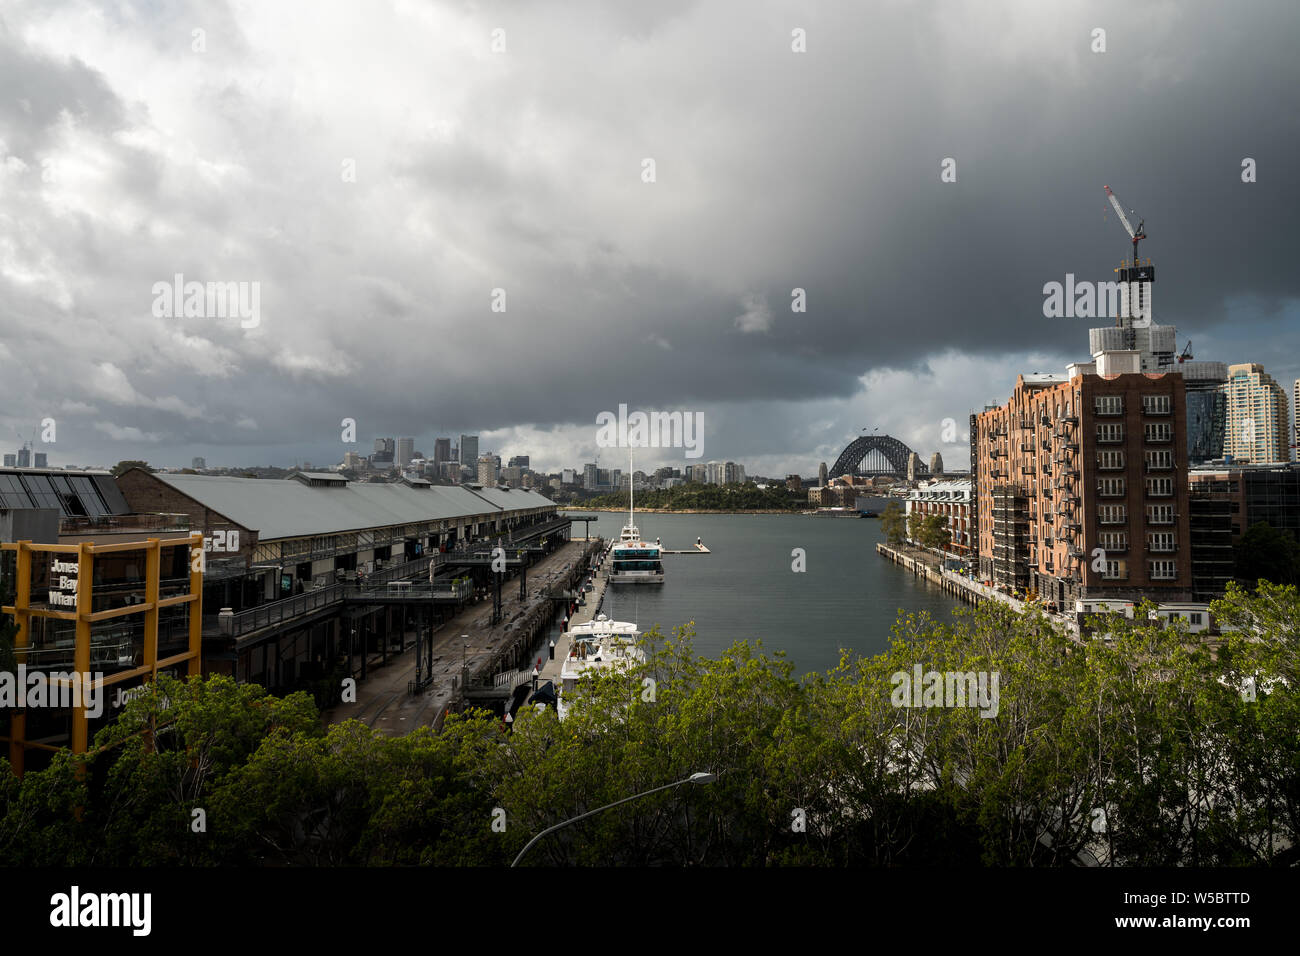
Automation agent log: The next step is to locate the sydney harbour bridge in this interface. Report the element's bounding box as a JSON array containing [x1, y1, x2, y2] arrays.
[[829, 434, 929, 479]]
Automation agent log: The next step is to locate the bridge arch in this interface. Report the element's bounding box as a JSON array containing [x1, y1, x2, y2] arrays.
[[829, 435, 927, 479]]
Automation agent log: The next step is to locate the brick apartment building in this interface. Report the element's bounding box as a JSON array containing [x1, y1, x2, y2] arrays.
[[974, 354, 1193, 609], [905, 480, 972, 556]]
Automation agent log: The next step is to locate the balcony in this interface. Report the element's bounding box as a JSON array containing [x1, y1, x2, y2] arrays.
[[1148, 541, 1177, 553], [1061, 415, 1079, 425]]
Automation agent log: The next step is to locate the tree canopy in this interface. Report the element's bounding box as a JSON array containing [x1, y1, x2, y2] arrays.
[[2, 587, 1298, 866]]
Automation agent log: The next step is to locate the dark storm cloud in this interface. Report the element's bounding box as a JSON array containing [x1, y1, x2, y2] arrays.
[[0, 0, 1297, 472]]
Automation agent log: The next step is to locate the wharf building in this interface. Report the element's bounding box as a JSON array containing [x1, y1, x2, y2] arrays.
[[0, 467, 202, 773], [114, 470, 562, 691], [974, 353, 1192, 609]]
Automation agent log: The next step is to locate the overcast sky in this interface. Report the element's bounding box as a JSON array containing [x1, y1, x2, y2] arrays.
[[2, 0, 1298, 477]]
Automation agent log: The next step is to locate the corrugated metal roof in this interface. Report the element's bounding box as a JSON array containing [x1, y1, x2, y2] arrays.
[[152, 474, 554, 541]]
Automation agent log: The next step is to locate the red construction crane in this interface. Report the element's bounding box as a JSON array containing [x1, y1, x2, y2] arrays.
[[1178, 340, 1193, 363]]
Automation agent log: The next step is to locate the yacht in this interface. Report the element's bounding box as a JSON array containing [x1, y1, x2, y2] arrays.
[[556, 613, 645, 720], [608, 448, 665, 585]]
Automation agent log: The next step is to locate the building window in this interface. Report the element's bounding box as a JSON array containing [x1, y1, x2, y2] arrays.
[[1097, 450, 1125, 470], [1097, 423, 1124, 443], [1098, 477, 1125, 497], [1098, 504, 1127, 524], [1142, 394, 1172, 415], [1102, 560, 1127, 580], [1147, 532, 1176, 552], [1098, 531, 1127, 551], [1094, 395, 1124, 416], [1147, 504, 1175, 525], [1190, 613, 1203, 625], [1149, 560, 1176, 580], [1144, 449, 1173, 470], [1145, 476, 1174, 497], [1144, 422, 1173, 443]]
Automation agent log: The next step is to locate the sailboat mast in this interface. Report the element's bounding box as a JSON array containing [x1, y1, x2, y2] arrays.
[[629, 446, 634, 528]]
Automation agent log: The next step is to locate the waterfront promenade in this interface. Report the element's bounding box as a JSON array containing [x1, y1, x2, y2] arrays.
[[875, 542, 1080, 637]]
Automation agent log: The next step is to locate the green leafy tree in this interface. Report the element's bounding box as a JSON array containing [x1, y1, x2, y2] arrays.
[[880, 500, 905, 546], [921, 514, 951, 553], [907, 510, 924, 545], [110, 460, 152, 476]]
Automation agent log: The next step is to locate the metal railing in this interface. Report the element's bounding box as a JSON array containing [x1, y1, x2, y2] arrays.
[[224, 554, 449, 639]]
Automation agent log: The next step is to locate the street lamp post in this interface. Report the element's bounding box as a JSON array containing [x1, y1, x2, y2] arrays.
[[511, 772, 717, 867]]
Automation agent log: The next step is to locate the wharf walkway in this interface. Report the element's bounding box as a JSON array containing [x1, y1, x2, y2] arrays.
[[326, 538, 602, 734], [533, 539, 612, 688], [875, 542, 1080, 638]]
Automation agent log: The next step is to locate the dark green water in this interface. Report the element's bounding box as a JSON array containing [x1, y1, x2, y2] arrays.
[[586, 512, 962, 677]]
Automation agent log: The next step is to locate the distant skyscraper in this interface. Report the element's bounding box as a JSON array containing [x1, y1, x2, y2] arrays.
[[192, 457, 206, 471], [459, 435, 479, 466], [477, 454, 500, 486], [818, 462, 828, 485], [561, 468, 576, 485], [33, 452, 47, 468], [508, 455, 529, 469], [583, 463, 599, 489], [1294, 378, 1300, 460], [3, 454, 15, 468], [16, 447, 30, 468], [1223, 364, 1290, 463], [371, 437, 395, 469], [434, 438, 452, 465], [396, 437, 415, 468], [1184, 362, 1228, 464]]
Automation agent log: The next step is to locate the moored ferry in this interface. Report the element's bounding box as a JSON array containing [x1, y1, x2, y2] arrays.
[[608, 534, 664, 584], [608, 447, 664, 584]]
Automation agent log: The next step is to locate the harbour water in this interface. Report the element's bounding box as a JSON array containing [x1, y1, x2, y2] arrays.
[[586, 512, 963, 677]]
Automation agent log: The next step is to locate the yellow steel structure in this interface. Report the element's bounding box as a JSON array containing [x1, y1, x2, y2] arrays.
[[1, 534, 203, 774]]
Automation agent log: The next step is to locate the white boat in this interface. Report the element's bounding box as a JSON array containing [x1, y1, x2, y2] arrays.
[[556, 613, 645, 720], [608, 447, 664, 585]]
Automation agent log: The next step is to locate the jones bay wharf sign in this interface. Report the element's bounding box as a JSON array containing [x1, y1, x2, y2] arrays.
[[48, 558, 79, 608]]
